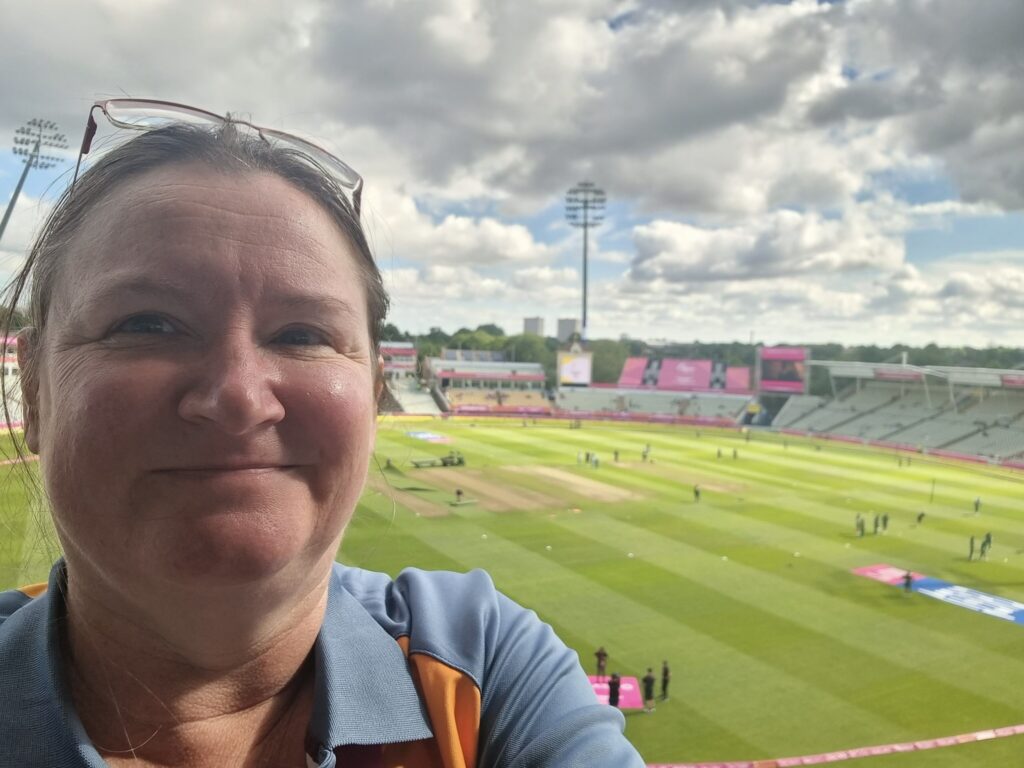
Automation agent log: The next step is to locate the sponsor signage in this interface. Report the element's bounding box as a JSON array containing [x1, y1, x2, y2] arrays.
[[588, 676, 643, 710], [657, 359, 712, 390], [1002, 374, 1024, 389], [405, 431, 452, 444], [618, 357, 648, 387], [725, 366, 751, 392], [854, 563, 1024, 625]]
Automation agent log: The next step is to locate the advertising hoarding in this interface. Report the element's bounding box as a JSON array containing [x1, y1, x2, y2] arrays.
[[725, 366, 752, 392], [617, 357, 648, 387], [657, 359, 712, 390]]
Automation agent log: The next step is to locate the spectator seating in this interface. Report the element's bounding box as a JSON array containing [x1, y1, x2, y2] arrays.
[[389, 377, 442, 415], [771, 395, 824, 427]]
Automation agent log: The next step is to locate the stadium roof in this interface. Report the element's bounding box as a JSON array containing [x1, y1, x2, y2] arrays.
[[810, 361, 1024, 389]]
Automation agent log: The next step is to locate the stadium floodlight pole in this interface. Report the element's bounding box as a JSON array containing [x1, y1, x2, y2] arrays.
[[565, 181, 605, 343], [0, 118, 69, 246]]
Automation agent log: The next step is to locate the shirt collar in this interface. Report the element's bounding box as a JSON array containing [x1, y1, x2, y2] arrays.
[[305, 565, 434, 751], [16, 561, 432, 762]]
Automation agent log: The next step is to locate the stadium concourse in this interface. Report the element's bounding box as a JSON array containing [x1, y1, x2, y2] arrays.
[[382, 346, 1024, 469]]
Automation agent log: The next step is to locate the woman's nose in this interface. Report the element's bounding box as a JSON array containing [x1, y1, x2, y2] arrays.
[[177, 337, 285, 434]]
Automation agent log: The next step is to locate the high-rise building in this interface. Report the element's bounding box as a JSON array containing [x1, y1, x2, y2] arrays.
[[523, 317, 545, 336], [557, 318, 581, 343]]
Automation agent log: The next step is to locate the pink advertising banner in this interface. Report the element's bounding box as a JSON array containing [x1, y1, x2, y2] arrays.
[[657, 359, 712, 390], [618, 357, 649, 387], [1002, 374, 1024, 389], [725, 367, 751, 392], [760, 346, 806, 361], [588, 676, 643, 710]]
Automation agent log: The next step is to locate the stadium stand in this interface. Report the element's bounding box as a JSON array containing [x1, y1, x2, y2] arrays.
[[424, 356, 548, 414], [773, 362, 1024, 462], [767, 394, 823, 427], [556, 387, 750, 422], [784, 383, 902, 434], [389, 377, 442, 415]]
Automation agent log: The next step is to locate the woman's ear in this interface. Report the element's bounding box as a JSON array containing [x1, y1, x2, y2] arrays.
[[16, 327, 40, 454]]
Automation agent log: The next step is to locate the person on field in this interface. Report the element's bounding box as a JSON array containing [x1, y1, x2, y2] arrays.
[[969, 535, 975, 561], [974, 497, 982, 515], [660, 661, 671, 701], [693, 485, 701, 503], [607, 673, 621, 708], [916, 511, 926, 524], [642, 668, 657, 712], [595, 646, 609, 679], [981, 532, 993, 560], [903, 571, 914, 592], [0, 101, 643, 767], [882, 513, 889, 532], [873, 514, 880, 535]]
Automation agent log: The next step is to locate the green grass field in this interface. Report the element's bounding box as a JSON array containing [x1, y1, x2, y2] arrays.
[[4, 418, 1024, 766]]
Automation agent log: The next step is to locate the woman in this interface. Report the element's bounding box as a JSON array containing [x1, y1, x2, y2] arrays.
[[0, 101, 643, 767]]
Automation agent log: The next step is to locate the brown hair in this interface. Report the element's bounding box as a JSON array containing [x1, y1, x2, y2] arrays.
[[2, 121, 390, 437]]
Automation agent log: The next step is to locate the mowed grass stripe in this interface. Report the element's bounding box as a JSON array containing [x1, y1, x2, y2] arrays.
[[545, 509, 1024, 719], [742, 444, 1023, 512], [463, 513, 920, 758], [353, 497, 900, 759], [631, 495, 1024, 656]]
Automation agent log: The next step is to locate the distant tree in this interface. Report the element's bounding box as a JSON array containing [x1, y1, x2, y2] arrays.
[[423, 327, 451, 345], [589, 339, 633, 384], [476, 323, 505, 337], [380, 322, 409, 342]]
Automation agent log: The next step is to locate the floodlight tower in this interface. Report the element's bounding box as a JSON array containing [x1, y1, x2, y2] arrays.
[[0, 119, 68, 245], [565, 181, 605, 342]]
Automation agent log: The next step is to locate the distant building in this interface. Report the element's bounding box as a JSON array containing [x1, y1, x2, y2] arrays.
[[557, 318, 581, 343], [523, 317, 545, 336]]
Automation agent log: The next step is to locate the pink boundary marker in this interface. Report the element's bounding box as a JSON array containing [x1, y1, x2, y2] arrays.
[[646, 723, 1024, 767]]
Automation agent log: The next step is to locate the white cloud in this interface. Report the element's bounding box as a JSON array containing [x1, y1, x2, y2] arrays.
[[628, 209, 903, 283], [1, 0, 1022, 347]]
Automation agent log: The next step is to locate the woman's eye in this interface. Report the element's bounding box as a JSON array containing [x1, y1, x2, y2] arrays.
[[275, 328, 328, 346], [112, 314, 175, 335]]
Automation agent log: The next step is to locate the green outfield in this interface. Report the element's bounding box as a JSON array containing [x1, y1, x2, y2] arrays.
[[3, 419, 1024, 766]]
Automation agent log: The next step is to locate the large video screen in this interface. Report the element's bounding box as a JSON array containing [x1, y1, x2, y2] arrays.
[[558, 352, 593, 386], [759, 347, 808, 393]]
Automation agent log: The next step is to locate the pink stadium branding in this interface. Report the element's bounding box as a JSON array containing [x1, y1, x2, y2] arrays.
[[618, 357, 649, 388], [725, 367, 751, 392], [759, 347, 808, 394], [588, 676, 643, 709], [658, 359, 712, 390]]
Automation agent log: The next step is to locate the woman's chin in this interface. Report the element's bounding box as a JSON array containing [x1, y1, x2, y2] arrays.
[[151, 517, 315, 587]]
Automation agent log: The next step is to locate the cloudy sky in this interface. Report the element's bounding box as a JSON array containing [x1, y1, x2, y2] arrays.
[[2, 0, 1023, 347]]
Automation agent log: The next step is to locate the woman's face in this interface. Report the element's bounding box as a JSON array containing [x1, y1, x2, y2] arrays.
[[23, 166, 379, 589]]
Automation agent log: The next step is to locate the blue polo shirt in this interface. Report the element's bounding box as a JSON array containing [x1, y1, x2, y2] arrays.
[[0, 561, 644, 767]]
